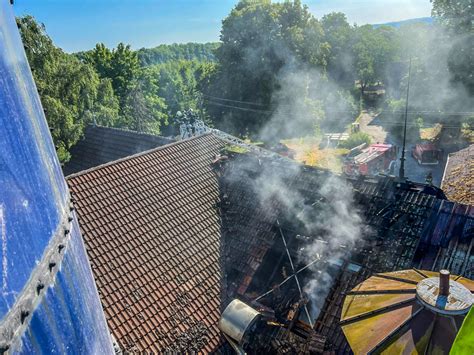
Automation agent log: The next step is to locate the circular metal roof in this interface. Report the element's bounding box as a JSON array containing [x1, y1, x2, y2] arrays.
[[340, 269, 474, 354]]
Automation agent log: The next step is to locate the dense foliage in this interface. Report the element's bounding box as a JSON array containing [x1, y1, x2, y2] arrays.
[[382, 0, 474, 130], [431, 0, 473, 96], [81, 43, 168, 133], [17, 16, 120, 162], [203, 0, 331, 136], [137, 43, 219, 66], [431, 0, 473, 34], [201, 1, 400, 138], [17, 0, 473, 162], [19, 19, 219, 162], [340, 132, 372, 149]]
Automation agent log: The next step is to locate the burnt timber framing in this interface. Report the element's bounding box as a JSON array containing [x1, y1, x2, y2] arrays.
[[216, 148, 473, 353]]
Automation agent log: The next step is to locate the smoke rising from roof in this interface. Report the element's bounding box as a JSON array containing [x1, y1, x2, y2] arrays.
[[235, 149, 367, 322], [219, 0, 472, 325], [225, 8, 368, 323]]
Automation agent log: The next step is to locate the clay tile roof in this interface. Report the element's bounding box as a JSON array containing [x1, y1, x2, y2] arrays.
[[441, 145, 473, 205], [67, 133, 226, 353], [63, 125, 174, 176]]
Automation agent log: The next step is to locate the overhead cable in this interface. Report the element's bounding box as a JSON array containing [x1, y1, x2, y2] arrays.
[[204, 96, 474, 117]]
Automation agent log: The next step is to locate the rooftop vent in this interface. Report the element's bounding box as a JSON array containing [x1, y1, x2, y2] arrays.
[[416, 269, 472, 315], [218, 299, 261, 347]]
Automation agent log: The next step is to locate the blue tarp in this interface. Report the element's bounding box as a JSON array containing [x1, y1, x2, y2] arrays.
[[0, 1, 113, 352]]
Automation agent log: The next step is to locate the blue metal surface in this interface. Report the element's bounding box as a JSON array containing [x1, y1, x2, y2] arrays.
[[0, 0, 66, 314], [0, 1, 113, 352], [18, 219, 114, 354]]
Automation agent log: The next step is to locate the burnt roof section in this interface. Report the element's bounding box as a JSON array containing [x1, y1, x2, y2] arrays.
[[63, 125, 174, 176], [68, 132, 473, 353], [441, 144, 473, 206], [215, 154, 473, 353]]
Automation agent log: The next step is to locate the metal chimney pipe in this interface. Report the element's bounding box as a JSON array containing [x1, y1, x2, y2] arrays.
[[439, 270, 450, 296]]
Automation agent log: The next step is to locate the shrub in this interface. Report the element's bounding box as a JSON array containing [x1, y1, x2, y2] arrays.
[[340, 132, 372, 149]]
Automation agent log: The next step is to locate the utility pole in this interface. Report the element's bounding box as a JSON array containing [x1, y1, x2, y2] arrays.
[[399, 57, 412, 180]]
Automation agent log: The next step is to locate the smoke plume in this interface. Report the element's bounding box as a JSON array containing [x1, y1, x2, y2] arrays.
[[241, 143, 366, 321]]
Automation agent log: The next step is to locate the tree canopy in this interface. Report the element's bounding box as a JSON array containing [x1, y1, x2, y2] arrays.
[[431, 0, 473, 34], [137, 42, 219, 66], [431, 0, 474, 96], [17, 0, 473, 162], [17, 16, 120, 162], [18, 18, 170, 161], [203, 0, 331, 136]]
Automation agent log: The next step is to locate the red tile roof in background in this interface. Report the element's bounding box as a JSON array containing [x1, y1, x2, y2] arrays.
[[68, 134, 226, 352], [442, 144, 473, 205]]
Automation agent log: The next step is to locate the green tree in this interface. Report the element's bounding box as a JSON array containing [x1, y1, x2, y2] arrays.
[[83, 43, 113, 78], [340, 131, 371, 149], [352, 25, 398, 96], [17, 16, 118, 162], [205, 0, 329, 136], [448, 37, 474, 95], [137, 42, 220, 66], [386, 19, 473, 131], [120, 68, 167, 134], [152, 60, 205, 116], [81, 42, 171, 133], [321, 12, 354, 86], [431, 0, 473, 34], [432, 0, 474, 96], [109, 43, 140, 109], [84, 42, 140, 112], [90, 78, 121, 127]]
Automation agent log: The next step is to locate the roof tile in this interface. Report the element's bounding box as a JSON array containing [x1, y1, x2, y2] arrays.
[[68, 134, 225, 352]]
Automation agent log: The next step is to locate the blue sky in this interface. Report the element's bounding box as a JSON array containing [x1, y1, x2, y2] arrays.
[[13, 0, 432, 52]]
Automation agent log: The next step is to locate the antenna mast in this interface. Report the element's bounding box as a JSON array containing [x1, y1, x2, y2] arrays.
[[399, 57, 412, 180]]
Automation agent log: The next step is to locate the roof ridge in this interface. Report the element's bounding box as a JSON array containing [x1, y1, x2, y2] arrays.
[[66, 133, 214, 179]]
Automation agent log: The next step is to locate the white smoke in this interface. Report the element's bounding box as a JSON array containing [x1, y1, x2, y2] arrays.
[[226, 16, 368, 324], [246, 149, 366, 321], [300, 175, 366, 320], [391, 23, 473, 113], [259, 61, 357, 142], [249, 44, 366, 322]]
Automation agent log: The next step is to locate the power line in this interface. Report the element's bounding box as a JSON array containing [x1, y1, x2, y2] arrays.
[[380, 111, 474, 116], [205, 99, 474, 118], [203, 94, 474, 116], [202, 94, 267, 107], [206, 102, 469, 130], [368, 122, 466, 128], [206, 100, 271, 114]]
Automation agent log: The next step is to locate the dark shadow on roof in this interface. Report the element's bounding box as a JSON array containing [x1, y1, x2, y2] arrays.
[[63, 125, 175, 176]]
